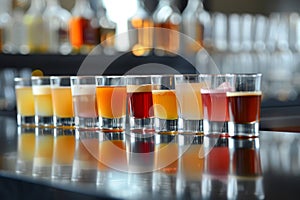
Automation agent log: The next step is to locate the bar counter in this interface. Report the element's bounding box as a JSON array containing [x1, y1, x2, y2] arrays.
[[0, 115, 299, 200]]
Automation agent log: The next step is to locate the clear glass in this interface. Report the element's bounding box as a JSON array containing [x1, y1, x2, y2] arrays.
[[31, 76, 54, 127], [32, 127, 54, 178], [126, 75, 155, 132], [14, 77, 35, 126], [72, 129, 98, 182], [174, 74, 204, 133], [50, 76, 75, 127], [152, 0, 181, 56], [43, 0, 72, 55], [69, 0, 99, 54], [227, 74, 262, 137], [71, 76, 98, 129], [200, 74, 235, 136], [15, 126, 36, 175], [151, 75, 178, 133], [95, 76, 127, 131], [51, 128, 75, 180], [128, 0, 154, 56]]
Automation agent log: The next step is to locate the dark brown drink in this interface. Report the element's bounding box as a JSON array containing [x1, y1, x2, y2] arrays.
[[227, 91, 262, 124]]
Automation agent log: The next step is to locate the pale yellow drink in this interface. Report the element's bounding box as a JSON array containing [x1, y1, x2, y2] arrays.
[[32, 85, 53, 116], [175, 82, 204, 120], [15, 86, 35, 116]]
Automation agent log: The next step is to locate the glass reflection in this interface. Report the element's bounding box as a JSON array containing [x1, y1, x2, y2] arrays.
[[227, 138, 264, 200]]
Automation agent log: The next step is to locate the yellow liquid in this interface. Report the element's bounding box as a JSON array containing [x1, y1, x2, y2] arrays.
[[15, 86, 35, 116], [175, 83, 204, 120], [18, 133, 35, 161], [155, 143, 178, 174], [53, 135, 75, 165], [51, 87, 74, 118], [33, 86, 53, 116], [34, 135, 54, 165], [152, 90, 178, 120]]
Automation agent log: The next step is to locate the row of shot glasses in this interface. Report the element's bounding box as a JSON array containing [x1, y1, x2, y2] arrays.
[[14, 73, 262, 137]]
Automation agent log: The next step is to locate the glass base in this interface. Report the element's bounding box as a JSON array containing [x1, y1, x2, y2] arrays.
[[75, 116, 99, 129], [51, 164, 72, 180], [228, 122, 259, 137], [99, 116, 125, 130], [155, 118, 178, 132], [32, 164, 52, 178], [130, 117, 155, 132], [35, 116, 54, 127], [179, 119, 203, 134], [71, 160, 98, 182], [203, 120, 228, 135], [15, 160, 33, 175], [17, 115, 35, 126], [54, 116, 75, 127]]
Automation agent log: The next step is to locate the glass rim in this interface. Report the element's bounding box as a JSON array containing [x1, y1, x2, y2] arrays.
[[70, 75, 96, 80], [50, 76, 71, 80], [31, 76, 51, 80], [231, 73, 262, 77], [95, 75, 125, 79], [14, 77, 31, 82], [198, 73, 236, 78]]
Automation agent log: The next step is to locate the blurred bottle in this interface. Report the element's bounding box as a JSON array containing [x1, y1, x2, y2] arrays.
[[97, 0, 116, 55], [3, 0, 27, 54], [0, 0, 12, 53], [181, 0, 206, 54], [69, 0, 100, 54], [43, 0, 72, 55], [152, 0, 181, 56], [22, 0, 48, 54], [128, 0, 154, 56]]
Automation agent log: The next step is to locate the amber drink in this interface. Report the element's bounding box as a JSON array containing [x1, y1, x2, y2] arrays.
[[227, 74, 262, 137]]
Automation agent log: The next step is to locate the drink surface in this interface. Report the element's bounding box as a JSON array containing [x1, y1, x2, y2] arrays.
[[96, 86, 127, 118], [227, 91, 262, 124], [15, 86, 35, 116], [52, 87, 74, 118], [152, 90, 178, 119]]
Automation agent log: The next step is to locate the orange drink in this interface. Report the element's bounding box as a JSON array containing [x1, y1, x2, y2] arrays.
[[98, 135, 127, 172], [14, 77, 35, 126], [155, 141, 178, 174], [152, 89, 178, 120], [96, 76, 126, 130], [151, 75, 178, 132], [51, 87, 74, 118], [96, 86, 127, 119], [53, 134, 75, 164]]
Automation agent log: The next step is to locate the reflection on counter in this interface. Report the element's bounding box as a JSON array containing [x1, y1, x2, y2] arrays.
[[1, 117, 300, 199]]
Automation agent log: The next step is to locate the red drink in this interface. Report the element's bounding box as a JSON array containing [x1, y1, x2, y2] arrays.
[[207, 146, 230, 176], [127, 85, 154, 118], [227, 92, 262, 124], [201, 90, 229, 122]]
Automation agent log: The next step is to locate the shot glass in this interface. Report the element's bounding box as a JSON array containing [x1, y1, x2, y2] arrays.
[[200, 74, 234, 136], [71, 76, 98, 129], [227, 74, 262, 137], [14, 77, 35, 126], [174, 74, 204, 133], [50, 76, 75, 127], [31, 76, 54, 127], [15, 126, 36, 175], [126, 75, 155, 132], [32, 127, 54, 178], [95, 76, 127, 130], [151, 75, 178, 132], [51, 128, 75, 180], [72, 129, 99, 182]]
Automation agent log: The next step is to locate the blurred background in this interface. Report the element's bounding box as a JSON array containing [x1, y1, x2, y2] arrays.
[[1, 0, 300, 113]]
